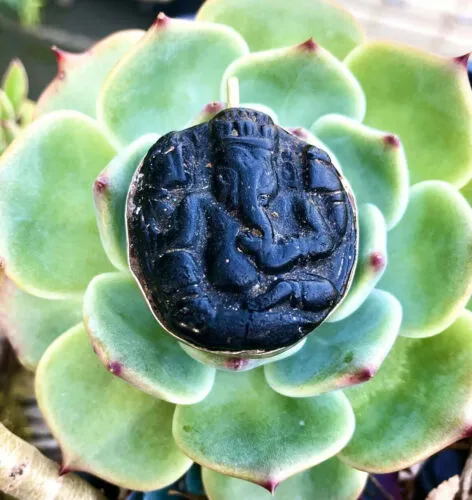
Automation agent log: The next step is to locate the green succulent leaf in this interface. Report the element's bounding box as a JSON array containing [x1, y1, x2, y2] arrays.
[[0, 111, 116, 298], [197, 0, 364, 60], [94, 134, 158, 270], [1, 119, 20, 144], [0, 89, 15, 121], [98, 15, 249, 145], [345, 42, 472, 187], [0, 270, 82, 370], [328, 204, 387, 322], [173, 369, 354, 488], [340, 311, 472, 472], [202, 457, 367, 500], [84, 272, 215, 404], [461, 179, 472, 312], [36, 324, 192, 489], [380, 181, 472, 338], [18, 98, 35, 127], [36, 30, 144, 119], [222, 42, 365, 129], [2, 58, 28, 113], [313, 114, 409, 228], [180, 339, 305, 372], [265, 290, 401, 398]]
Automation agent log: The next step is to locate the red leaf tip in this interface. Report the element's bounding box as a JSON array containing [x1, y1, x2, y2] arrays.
[[454, 53, 470, 68], [51, 46, 69, 80], [383, 134, 400, 148], [108, 361, 123, 376], [298, 37, 318, 52], [288, 127, 310, 140], [260, 478, 280, 494], [369, 252, 386, 273], [94, 175, 108, 194], [153, 12, 170, 29], [460, 425, 472, 439], [355, 367, 376, 383], [204, 101, 225, 115], [225, 358, 249, 371], [59, 464, 74, 476]]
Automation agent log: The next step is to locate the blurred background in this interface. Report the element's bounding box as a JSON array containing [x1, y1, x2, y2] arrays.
[[0, 0, 471, 98]]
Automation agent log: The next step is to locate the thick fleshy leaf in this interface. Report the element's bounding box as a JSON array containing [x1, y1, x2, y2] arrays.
[[180, 339, 305, 372], [0, 90, 15, 120], [265, 290, 401, 398], [339, 311, 472, 472], [462, 180, 472, 311], [222, 42, 365, 128], [197, 0, 364, 60], [94, 134, 158, 270], [173, 369, 354, 488], [36, 30, 144, 119], [380, 181, 472, 338], [345, 42, 472, 187], [202, 457, 367, 499], [328, 204, 387, 322], [2, 59, 28, 113], [98, 14, 248, 145], [0, 269, 82, 370], [84, 272, 215, 404], [313, 114, 409, 228], [36, 324, 192, 489], [0, 111, 116, 298]]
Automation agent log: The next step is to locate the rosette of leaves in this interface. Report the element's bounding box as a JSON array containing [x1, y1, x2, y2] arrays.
[[0, 1, 472, 498], [0, 59, 34, 156]]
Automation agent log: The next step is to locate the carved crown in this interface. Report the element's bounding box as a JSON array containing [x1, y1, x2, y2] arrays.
[[211, 108, 275, 150]]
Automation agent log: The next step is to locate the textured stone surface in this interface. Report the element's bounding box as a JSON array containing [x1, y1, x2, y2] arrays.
[[127, 108, 357, 354]]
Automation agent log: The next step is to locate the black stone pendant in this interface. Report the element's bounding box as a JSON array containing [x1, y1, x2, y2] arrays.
[[127, 108, 357, 356]]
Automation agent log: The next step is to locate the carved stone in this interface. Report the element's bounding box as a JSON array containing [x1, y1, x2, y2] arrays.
[[127, 108, 357, 355]]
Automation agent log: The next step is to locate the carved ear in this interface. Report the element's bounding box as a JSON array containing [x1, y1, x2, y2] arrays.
[[305, 147, 342, 192], [154, 136, 188, 188]]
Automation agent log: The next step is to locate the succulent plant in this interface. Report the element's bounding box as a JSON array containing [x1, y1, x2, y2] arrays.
[[0, 0, 42, 24], [0, 59, 34, 156], [1, 0, 472, 498]]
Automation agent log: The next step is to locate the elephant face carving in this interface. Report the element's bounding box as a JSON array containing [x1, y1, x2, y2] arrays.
[[127, 108, 357, 355]]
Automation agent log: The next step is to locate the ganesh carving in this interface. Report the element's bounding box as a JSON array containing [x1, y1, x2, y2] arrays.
[[127, 108, 357, 354]]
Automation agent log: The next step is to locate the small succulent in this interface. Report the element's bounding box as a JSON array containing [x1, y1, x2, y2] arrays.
[[1, 0, 472, 498], [0, 59, 34, 156], [0, 0, 42, 24]]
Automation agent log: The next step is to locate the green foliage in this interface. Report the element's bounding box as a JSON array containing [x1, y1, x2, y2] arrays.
[[0, 0, 471, 496], [0, 59, 32, 155], [0, 0, 42, 25]]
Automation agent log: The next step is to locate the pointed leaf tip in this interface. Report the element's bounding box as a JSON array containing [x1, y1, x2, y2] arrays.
[[107, 361, 123, 376], [454, 53, 470, 68], [298, 37, 318, 52], [224, 358, 250, 371], [153, 12, 170, 28], [205, 101, 225, 114], [93, 174, 109, 194], [260, 478, 280, 494], [383, 134, 400, 148], [58, 464, 75, 476], [369, 251, 386, 273]]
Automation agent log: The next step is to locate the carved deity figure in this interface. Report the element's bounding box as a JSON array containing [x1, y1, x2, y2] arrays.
[[127, 108, 357, 353]]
